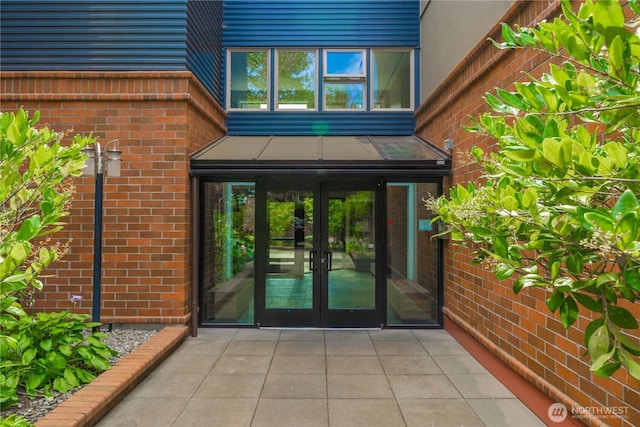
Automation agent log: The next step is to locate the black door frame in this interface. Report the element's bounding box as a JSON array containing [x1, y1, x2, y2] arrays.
[[254, 178, 387, 328]]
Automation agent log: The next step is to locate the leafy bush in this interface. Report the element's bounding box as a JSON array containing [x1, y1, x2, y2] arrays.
[[0, 414, 33, 427], [0, 108, 116, 418], [0, 311, 116, 409], [427, 0, 640, 379]]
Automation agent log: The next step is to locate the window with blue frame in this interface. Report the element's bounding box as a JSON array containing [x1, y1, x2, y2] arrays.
[[227, 48, 413, 112]]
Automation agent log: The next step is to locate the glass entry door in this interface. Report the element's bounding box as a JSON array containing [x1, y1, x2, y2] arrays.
[[257, 182, 384, 327]]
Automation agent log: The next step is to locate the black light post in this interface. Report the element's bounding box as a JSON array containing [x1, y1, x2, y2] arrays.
[[83, 140, 122, 323]]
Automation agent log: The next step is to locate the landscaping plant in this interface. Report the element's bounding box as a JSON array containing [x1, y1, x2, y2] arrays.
[[0, 108, 116, 419], [427, 0, 640, 380]]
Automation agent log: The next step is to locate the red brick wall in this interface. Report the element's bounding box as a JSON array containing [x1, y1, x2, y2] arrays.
[[416, 2, 640, 426], [0, 71, 226, 325]]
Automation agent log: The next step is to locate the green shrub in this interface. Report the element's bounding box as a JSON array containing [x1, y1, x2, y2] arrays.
[[427, 0, 640, 379]]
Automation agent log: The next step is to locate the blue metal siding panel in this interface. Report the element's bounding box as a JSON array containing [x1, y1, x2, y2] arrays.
[[223, 0, 419, 48], [226, 112, 415, 136], [186, 0, 223, 101], [0, 0, 188, 71]]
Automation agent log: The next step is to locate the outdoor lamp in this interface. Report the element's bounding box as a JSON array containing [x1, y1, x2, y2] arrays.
[[82, 139, 122, 324]]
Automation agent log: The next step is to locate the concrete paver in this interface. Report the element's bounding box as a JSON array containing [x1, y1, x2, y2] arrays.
[[96, 329, 545, 427]]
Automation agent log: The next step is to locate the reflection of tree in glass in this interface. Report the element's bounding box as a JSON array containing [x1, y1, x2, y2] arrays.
[[245, 51, 267, 100], [278, 51, 316, 107]]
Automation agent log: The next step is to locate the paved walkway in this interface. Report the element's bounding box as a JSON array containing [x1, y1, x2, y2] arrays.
[[96, 328, 545, 427]]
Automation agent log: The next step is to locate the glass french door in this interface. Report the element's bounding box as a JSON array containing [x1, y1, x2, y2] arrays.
[[256, 181, 384, 327]]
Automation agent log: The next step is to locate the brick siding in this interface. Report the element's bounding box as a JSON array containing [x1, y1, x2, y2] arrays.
[[415, 2, 640, 426], [0, 71, 226, 325]]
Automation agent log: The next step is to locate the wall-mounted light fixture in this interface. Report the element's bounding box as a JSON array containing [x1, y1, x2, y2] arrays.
[[444, 138, 454, 150], [82, 140, 122, 324]]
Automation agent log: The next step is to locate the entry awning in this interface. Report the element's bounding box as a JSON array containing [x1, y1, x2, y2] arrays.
[[190, 135, 451, 178]]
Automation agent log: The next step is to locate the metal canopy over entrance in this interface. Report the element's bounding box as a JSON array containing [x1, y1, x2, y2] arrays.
[[191, 135, 450, 329], [190, 135, 451, 177]]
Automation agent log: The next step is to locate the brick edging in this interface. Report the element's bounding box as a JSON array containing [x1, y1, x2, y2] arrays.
[[34, 326, 189, 427]]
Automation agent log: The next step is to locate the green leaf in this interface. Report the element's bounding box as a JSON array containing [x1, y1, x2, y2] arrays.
[[495, 264, 516, 280], [16, 215, 42, 241], [613, 190, 638, 221], [591, 348, 616, 372], [623, 354, 640, 380], [21, 348, 37, 365], [39, 339, 52, 352], [493, 235, 509, 258], [566, 253, 584, 275], [502, 146, 537, 161], [616, 212, 638, 246], [496, 88, 527, 111], [25, 372, 46, 391], [546, 291, 565, 312], [88, 354, 111, 371], [587, 325, 611, 360], [623, 267, 640, 292], [541, 138, 566, 170], [559, 295, 579, 328], [595, 361, 621, 378], [614, 329, 640, 356], [593, 0, 625, 31], [53, 377, 71, 394], [582, 211, 614, 233], [64, 368, 79, 387], [607, 35, 626, 79], [585, 318, 605, 347], [501, 23, 516, 46], [608, 306, 638, 329], [573, 293, 602, 313]]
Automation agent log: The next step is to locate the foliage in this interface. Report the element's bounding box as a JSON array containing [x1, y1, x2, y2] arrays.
[[0, 311, 116, 410], [1, 108, 93, 341], [427, 0, 640, 380], [0, 108, 115, 415], [0, 414, 34, 427]]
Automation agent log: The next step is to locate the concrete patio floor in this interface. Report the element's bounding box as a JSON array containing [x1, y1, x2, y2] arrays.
[[95, 328, 545, 427]]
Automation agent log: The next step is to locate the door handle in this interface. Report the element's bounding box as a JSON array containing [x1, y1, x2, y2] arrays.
[[309, 251, 317, 271], [326, 252, 332, 271]]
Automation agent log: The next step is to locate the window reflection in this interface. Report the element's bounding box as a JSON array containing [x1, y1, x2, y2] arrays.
[[326, 51, 364, 75], [387, 183, 439, 325], [372, 51, 411, 109], [229, 51, 268, 109], [277, 51, 317, 110], [202, 182, 255, 324]]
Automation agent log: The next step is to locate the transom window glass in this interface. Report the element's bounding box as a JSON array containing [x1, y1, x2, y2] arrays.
[[229, 50, 269, 110], [277, 50, 317, 110], [325, 51, 364, 76], [324, 50, 366, 110], [372, 50, 412, 109]]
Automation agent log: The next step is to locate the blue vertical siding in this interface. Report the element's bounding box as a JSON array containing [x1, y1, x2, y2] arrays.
[[186, 1, 224, 102], [223, 0, 420, 47], [0, 0, 187, 70]]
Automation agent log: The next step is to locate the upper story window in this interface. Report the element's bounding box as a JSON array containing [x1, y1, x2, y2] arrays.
[[372, 50, 412, 109], [324, 50, 366, 110], [228, 50, 269, 110], [227, 48, 413, 112], [276, 50, 317, 110]]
